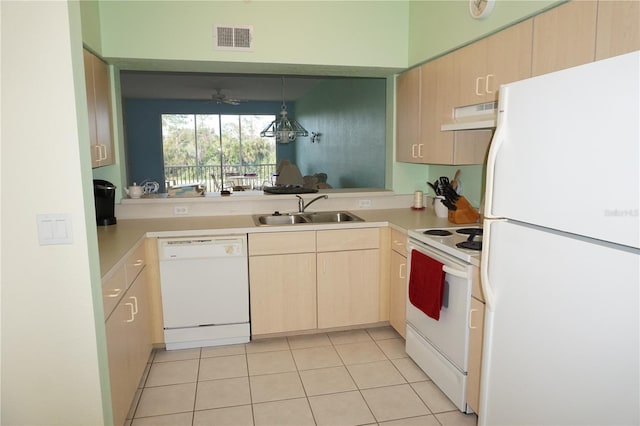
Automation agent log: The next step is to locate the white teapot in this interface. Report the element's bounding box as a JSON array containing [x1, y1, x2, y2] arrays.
[[125, 183, 144, 199]]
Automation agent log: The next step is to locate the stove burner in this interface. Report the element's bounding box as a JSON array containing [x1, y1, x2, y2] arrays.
[[423, 229, 453, 237], [456, 241, 482, 251], [456, 228, 483, 236]]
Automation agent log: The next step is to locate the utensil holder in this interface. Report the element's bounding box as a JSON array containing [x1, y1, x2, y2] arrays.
[[434, 196, 448, 218], [448, 196, 480, 224]]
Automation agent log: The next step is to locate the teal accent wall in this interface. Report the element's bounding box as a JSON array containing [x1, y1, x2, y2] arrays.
[[294, 79, 386, 188]]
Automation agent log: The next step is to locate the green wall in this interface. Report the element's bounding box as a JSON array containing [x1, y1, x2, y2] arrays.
[[97, 1, 409, 74], [88, 0, 566, 198], [294, 78, 386, 188], [79, 0, 102, 53], [407, 0, 562, 66]]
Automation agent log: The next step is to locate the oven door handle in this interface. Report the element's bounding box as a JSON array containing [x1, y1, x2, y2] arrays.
[[442, 265, 469, 279]]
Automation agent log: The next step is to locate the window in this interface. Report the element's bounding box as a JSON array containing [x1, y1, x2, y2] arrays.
[[161, 114, 276, 191]]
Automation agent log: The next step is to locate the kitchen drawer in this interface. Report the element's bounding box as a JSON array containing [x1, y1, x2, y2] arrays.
[[249, 231, 316, 255], [125, 242, 146, 287], [102, 265, 126, 321], [317, 228, 379, 252], [390, 228, 407, 256]]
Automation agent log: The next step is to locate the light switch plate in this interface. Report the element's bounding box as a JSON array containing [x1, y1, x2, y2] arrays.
[[37, 214, 73, 245]]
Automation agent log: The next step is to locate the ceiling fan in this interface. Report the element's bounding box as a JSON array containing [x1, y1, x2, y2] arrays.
[[211, 88, 244, 105]]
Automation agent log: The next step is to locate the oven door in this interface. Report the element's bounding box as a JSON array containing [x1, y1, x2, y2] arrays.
[[406, 239, 472, 372]]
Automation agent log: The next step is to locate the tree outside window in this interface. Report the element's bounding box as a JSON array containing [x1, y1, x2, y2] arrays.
[[161, 114, 275, 191]]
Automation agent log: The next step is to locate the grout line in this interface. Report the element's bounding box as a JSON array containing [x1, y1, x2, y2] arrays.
[[135, 328, 476, 425], [273, 345, 319, 426], [243, 343, 257, 426], [188, 347, 202, 426]]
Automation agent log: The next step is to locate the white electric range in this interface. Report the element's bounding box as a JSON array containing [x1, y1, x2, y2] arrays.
[[405, 225, 482, 413], [407, 226, 482, 264]]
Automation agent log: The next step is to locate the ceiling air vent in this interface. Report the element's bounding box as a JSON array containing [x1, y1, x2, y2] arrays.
[[214, 25, 253, 51]]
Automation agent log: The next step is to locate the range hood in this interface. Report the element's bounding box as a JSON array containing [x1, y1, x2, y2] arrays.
[[441, 101, 497, 131]]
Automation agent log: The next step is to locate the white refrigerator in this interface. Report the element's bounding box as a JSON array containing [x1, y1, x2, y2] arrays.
[[480, 51, 639, 425]]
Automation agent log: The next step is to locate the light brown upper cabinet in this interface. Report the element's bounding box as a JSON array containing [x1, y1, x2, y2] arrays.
[[395, 19, 532, 165], [420, 55, 494, 165], [396, 66, 422, 163], [83, 49, 115, 168], [396, 0, 636, 166], [454, 19, 533, 106], [419, 55, 455, 164], [595, 0, 640, 61], [532, 1, 598, 77]]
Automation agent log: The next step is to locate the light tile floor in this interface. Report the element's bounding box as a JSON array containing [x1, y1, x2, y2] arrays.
[[126, 326, 477, 426]]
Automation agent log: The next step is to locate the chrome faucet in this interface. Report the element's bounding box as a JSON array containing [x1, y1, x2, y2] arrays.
[[296, 194, 328, 212]]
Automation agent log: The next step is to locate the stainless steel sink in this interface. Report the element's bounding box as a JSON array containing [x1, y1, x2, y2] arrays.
[[253, 211, 364, 226], [255, 214, 309, 226], [304, 211, 364, 223]]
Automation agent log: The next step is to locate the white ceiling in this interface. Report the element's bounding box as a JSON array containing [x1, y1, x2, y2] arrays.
[[119, 71, 329, 102]]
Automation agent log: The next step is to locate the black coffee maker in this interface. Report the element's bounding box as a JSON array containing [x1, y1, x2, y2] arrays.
[[93, 179, 117, 226]]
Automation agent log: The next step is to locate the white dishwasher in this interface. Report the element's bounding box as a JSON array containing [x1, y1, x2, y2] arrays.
[[158, 235, 249, 350]]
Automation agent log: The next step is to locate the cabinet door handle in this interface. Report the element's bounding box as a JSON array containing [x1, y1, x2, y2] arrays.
[[485, 74, 495, 94], [132, 259, 144, 267], [129, 296, 138, 315], [411, 144, 417, 158], [469, 308, 479, 329], [100, 144, 108, 161], [107, 288, 122, 298], [399, 262, 406, 279], [417, 144, 424, 158], [475, 76, 484, 96], [93, 145, 102, 162], [125, 303, 135, 322]]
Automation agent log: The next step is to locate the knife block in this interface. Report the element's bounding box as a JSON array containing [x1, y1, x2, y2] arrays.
[[448, 196, 480, 224]]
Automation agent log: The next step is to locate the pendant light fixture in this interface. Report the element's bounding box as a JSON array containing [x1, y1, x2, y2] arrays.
[[260, 77, 309, 143]]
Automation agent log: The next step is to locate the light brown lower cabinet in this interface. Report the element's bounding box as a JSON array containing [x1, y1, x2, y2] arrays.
[[316, 228, 381, 329], [249, 253, 317, 335], [248, 228, 381, 335], [105, 268, 151, 426], [466, 295, 486, 414], [317, 249, 380, 329], [389, 250, 407, 338], [248, 231, 317, 336]]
